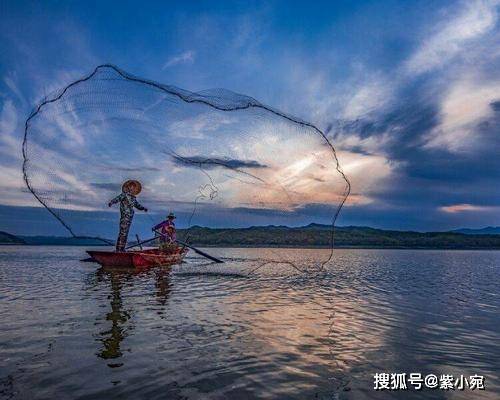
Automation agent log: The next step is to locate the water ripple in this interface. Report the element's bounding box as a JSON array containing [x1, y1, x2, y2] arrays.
[[0, 246, 499, 399]]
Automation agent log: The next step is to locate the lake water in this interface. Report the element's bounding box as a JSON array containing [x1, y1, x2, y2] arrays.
[[0, 246, 499, 399]]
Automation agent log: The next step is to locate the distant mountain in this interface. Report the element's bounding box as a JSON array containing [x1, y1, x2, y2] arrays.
[[177, 225, 500, 249], [0, 231, 26, 244], [3, 225, 500, 249], [300, 223, 331, 230], [451, 227, 500, 235]]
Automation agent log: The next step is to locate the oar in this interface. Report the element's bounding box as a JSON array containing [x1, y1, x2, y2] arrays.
[[175, 239, 224, 264], [80, 236, 158, 262], [135, 234, 143, 250], [126, 236, 157, 250]]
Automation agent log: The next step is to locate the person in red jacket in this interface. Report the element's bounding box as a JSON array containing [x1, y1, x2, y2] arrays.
[[153, 212, 176, 249]]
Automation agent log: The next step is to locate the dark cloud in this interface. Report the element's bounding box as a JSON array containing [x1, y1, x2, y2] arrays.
[[490, 100, 500, 112], [90, 182, 122, 191], [328, 79, 500, 230], [170, 153, 268, 170]]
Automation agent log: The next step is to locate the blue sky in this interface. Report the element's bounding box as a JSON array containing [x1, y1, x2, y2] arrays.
[[1, 0, 499, 236]]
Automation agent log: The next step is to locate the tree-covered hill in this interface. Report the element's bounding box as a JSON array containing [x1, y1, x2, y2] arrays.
[[0, 231, 26, 244], [2, 225, 499, 249], [176, 225, 500, 249]]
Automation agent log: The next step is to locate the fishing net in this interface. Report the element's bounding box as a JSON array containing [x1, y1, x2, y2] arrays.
[[22, 64, 350, 269]]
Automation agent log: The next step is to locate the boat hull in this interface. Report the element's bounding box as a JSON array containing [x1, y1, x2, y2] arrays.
[[87, 247, 188, 268]]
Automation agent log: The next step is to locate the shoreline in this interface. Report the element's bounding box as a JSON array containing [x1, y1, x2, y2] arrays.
[[1, 243, 499, 251]]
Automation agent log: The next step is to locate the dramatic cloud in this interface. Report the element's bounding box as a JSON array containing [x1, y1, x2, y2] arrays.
[[0, 0, 499, 232], [424, 78, 500, 152], [171, 153, 268, 170], [405, 0, 499, 75]]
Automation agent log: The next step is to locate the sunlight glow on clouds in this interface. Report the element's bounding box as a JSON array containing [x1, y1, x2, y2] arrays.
[[425, 78, 500, 152], [19, 66, 351, 236], [440, 203, 493, 213]]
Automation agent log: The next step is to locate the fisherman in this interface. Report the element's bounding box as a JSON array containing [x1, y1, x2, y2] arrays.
[[152, 212, 177, 250], [108, 180, 148, 252]]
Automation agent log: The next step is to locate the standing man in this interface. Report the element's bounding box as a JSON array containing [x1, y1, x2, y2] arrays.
[[108, 180, 148, 252]]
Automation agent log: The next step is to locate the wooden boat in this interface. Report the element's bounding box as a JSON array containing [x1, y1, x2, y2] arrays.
[[87, 246, 188, 268]]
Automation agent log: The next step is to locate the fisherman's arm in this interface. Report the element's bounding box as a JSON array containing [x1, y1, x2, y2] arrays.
[[152, 221, 166, 231], [152, 222, 163, 231], [108, 194, 123, 207], [133, 199, 148, 212]]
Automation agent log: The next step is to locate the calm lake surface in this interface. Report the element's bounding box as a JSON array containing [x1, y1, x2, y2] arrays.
[[0, 246, 499, 399]]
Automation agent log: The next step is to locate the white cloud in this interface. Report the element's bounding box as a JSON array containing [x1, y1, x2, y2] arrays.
[[440, 203, 494, 213], [335, 131, 393, 155], [0, 100, 17, 136], [0, 163, 37, 207], [168, 112, 234, 139], [342, 76, 394, 120], [53, 108, 85, 146], [0, 100, 21, 159], [425, 78, 500, 152], [4, 73, 27, 105], [405, 0, 499, 75], [162, 50, 196, 69], [335, 150, 393, 205]]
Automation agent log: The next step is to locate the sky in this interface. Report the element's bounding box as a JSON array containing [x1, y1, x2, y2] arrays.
[[0, 0, 499, 236]]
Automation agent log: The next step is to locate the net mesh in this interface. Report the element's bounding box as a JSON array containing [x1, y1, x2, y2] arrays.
[[22, 64, 350, 268]]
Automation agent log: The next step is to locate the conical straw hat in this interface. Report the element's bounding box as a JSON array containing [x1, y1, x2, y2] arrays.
[[122, 180, 142, 195]]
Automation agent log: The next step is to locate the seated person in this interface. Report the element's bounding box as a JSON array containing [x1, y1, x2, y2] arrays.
[[152, 212, 176, 249]]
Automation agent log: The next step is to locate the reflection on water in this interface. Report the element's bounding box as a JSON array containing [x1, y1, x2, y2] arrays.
[[0, 246, 499, 399], [94, 268, 132, 365], [94, 267, 173, 366], [154, 269, 173, 307]]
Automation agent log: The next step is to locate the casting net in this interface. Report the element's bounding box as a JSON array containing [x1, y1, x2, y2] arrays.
[[23, 64, 350, 269]]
